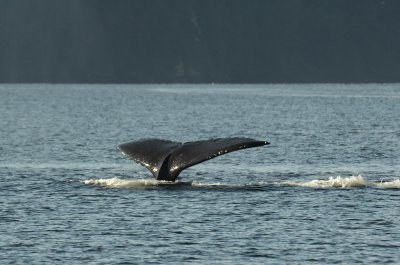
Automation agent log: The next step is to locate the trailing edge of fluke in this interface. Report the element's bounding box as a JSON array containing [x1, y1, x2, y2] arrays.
[[117, 137, 269, 182]]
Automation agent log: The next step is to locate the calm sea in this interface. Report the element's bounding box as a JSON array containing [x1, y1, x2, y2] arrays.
[[1, 84, 399, 264]]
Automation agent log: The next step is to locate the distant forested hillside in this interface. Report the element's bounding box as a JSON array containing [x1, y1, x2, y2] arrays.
[[1, 0, 399, 83]]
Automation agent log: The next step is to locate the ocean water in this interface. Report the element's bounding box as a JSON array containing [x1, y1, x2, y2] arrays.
[[1, 84, 399, 264]]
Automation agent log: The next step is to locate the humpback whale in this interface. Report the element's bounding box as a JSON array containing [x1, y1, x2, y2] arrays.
[[118, 137, 269, 182]]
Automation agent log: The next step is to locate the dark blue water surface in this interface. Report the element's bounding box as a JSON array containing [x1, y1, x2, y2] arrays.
[[1, 84, 400, 264]]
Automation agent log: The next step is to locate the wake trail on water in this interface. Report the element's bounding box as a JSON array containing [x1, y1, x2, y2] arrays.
[[83, 175, 400, 189]]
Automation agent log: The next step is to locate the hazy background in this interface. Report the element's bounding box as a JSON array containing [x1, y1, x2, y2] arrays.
[[1, 0, 399, 83]]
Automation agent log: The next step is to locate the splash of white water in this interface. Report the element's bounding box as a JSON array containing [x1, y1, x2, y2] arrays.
[[83, 177, 163, 188], [284, 175, 400, 189], [83, 177, 229, 188]]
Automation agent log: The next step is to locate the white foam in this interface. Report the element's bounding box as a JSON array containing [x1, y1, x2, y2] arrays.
[[83, 177, 165, 188], [374, 178, 400, 189], [291, 175, 367, 188], [83, 177, 231, 188], [284, 175, 400, 189]]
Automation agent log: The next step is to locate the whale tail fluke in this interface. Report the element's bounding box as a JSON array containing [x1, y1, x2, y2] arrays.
[[118, 137, 269, 182]]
